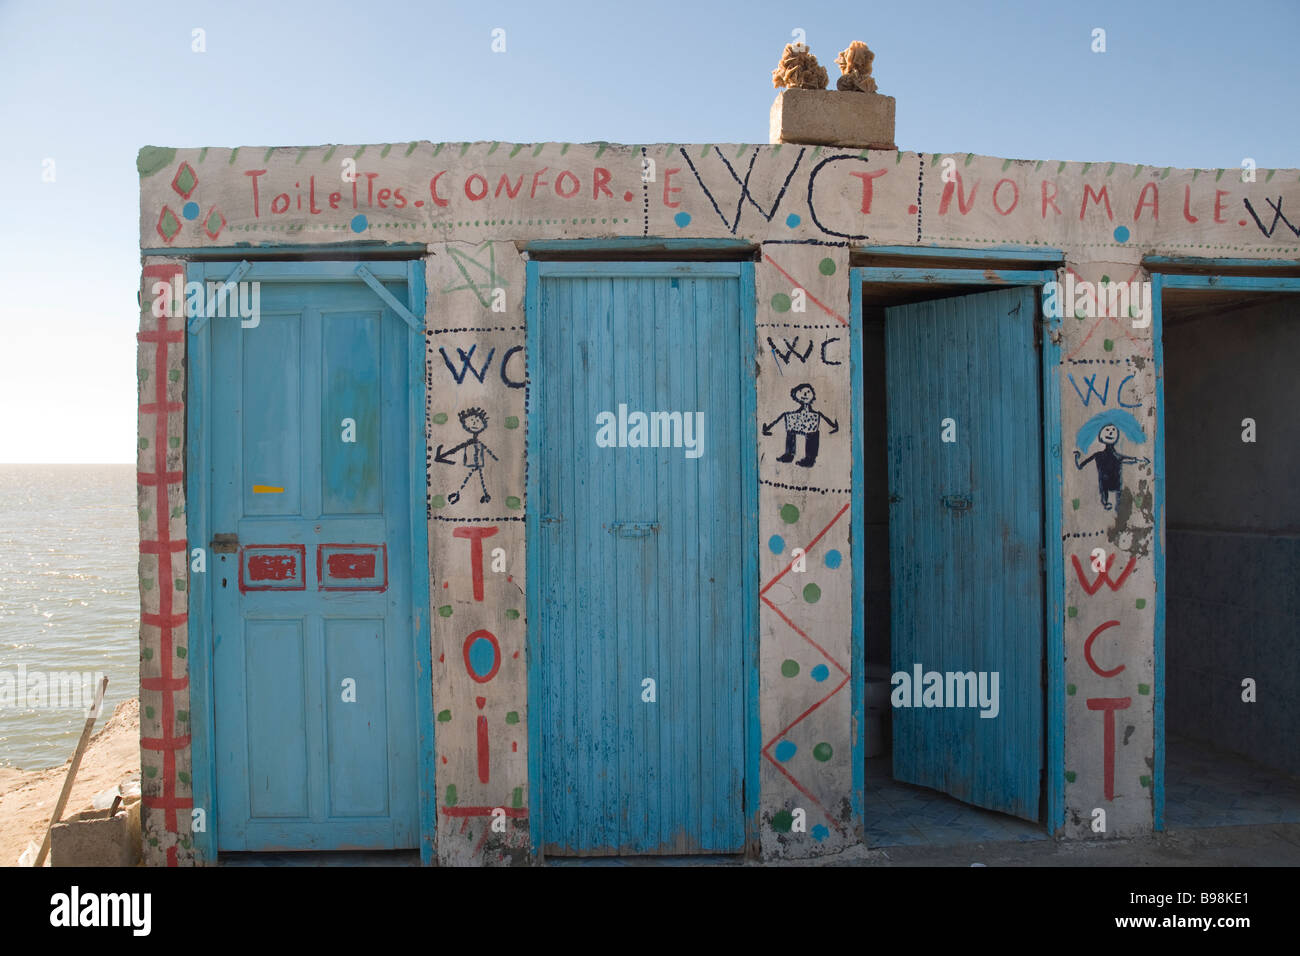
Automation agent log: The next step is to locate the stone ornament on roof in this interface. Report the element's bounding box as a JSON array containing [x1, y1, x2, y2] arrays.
[[772, 43, 828, 91], [836, 41, 878, 93]]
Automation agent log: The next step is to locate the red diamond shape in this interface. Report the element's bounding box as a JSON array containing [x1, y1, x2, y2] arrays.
[[202, 205, 227, 240], [156, 206, 181, 243], [170, 162, 199, 199]]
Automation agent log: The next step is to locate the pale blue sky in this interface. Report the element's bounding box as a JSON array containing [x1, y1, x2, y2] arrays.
[[1, 0, 1296, 462]]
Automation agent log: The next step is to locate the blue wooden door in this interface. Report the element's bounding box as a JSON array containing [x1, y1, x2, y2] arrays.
[[203, 264, 421, 851], [531, 262, 751, 856], [884, 286, 1043, 822]]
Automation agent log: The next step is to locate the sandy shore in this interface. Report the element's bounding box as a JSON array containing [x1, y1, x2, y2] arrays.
[[0, 698, 140, 865]]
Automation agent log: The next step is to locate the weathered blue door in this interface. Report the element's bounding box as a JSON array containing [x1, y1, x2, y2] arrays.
[[885, 286, 1043, 822], [197, 263, 424, 851], [529, 261, 753, 855]]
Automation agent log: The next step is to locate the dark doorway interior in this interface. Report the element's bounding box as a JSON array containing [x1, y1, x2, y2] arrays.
[[1164, 289, 1300, 827]]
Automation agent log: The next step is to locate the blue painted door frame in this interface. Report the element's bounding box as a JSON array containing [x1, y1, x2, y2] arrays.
[[525, 257, 760, 858], [849, 258, 1066, 833], [185, 260, 435, 863]]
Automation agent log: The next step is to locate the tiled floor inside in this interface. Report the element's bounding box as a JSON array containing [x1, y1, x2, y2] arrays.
[[1165, 733, 1300, 828], [866, 753, 1046, 847]]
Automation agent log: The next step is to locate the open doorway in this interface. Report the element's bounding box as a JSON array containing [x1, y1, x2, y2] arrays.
[[1162, 283, 1300, 828], [856, 272, 1055, 847]]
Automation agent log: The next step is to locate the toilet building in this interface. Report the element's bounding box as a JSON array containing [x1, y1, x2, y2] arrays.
[[135, 131, 1300, 865]]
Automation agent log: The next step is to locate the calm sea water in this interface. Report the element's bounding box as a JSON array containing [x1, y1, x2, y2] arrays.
[[0, 465, 140, 769]]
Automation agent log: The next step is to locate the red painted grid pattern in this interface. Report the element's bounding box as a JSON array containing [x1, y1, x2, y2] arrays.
[[139, 263, 192, 866]]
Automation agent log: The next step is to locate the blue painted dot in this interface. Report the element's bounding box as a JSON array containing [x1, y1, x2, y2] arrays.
[[350, 214, 368, 233], [811, 664, 830, 682], [824, 549, 842, 569], [768, 535, 785, 554], [774, 740, 797, 762], [467, 636, 497, 679], [674, 211, 691, 228], [1113, 225, 1130, 243], [182, 201, 200, 220], [785, 213, 801, 228], [811, 824, 829, 841]]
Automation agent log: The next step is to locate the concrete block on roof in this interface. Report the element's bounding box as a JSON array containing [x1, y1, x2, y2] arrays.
[[770, 88, 897, 149]]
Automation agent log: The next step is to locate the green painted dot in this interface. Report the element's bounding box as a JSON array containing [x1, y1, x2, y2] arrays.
[[1065, 770, 1076, 783], [445, 784, 458, 806], [1103, 339, 1114, 351], [771, 293, 792, 313], [178, 770, 191, 784], [1071, 498, 1080, 511], [169, 436, 181, 448], [512, 786, 524, 808], [1067, 606, 1078, 618], [438, 605, 453, 617], [138, 368, 150, 382], [780, 504, 800, 524], [139, 437, 150, 450], [505, 608, 520, 619], [432, 495, 447, 509], [176, 710, 188, 722], [505, 711, 519, 724], [505, 416, 519, 429], [437, 709, 452, 722], [144, 765, 158, 779], [506, 496, 522, 510], [1139, 775, 1151, 788], [1100, 274, 1111, 284], [803, 583, 821, 604], [432, 412, 448, 425], [1066, 683, 1076, 696], [772, 809, 794, 832], [1136, 598, 1147, 609], [169, 368, 181, 382], [142, 647, 153, 661], [781, 659, 800, 677], [145, 705, 155, 719], [139, 508, 151, 522], [174, 577, 186, 591], [813, 742, 833, 762], [1138, 683, 1151, 695], [818, 257, 837, 276], [176, 646, 187, 659]]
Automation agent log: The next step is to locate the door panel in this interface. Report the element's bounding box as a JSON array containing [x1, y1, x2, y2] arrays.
[[534, 266, 747, 856], [206, 273, 419, 851], [884, 286, 1044, 821]]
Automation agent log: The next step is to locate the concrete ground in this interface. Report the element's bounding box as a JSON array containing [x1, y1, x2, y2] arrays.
[[776, 823, 1300, 867], [215, 822, 1300, 866]]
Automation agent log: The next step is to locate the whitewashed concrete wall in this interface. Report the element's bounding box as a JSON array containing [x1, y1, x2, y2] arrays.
[[139, 142, 1300, 864]]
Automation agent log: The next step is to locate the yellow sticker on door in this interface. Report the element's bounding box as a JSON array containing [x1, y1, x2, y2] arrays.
[[252, 484, 284, 494]]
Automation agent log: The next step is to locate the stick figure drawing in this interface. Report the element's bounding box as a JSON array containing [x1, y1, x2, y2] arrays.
[[1073, 409, 1150, 510], [438, 407, 498, 505], [761, 383, 838, 468]]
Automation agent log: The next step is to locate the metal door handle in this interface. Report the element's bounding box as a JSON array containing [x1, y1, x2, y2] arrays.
[[610, 521, 659, 537], [942, 494, 972, 511]]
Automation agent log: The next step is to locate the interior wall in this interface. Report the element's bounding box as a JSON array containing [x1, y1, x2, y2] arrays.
[[1165, 295, 1300, 774]]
